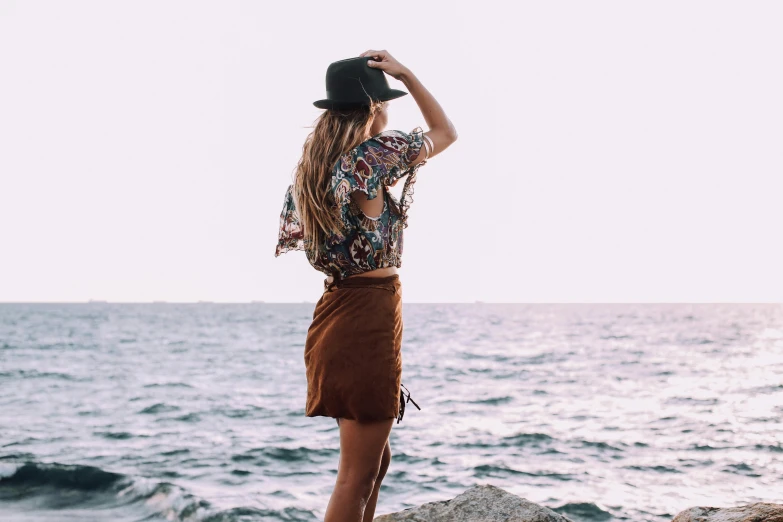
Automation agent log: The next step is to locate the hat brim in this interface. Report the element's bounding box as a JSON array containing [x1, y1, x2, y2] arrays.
[[313, 89, 408, 110]]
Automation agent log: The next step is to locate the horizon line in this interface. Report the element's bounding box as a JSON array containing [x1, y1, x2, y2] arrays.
[[1, 301, 781, 305]]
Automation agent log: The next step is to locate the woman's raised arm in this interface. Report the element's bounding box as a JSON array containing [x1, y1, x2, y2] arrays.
[[361, 49, 458, 167]]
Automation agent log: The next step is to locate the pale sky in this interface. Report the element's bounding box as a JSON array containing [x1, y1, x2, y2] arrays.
[[1, 1, 781, 303]]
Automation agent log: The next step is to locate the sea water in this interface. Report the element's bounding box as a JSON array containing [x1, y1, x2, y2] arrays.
[[1, 303, 781, 521]]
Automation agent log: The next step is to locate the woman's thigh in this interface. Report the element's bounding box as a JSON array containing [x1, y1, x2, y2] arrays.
[[334, 417, 394, 483]]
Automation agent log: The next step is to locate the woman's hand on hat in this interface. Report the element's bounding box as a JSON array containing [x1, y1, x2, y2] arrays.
[[360, 50, 408, 81]]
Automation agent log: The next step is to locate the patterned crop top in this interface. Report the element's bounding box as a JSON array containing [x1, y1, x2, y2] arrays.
[[275, 127, 429, 281]]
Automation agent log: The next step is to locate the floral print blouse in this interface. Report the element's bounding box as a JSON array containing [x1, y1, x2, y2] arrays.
[[275, 127, 428, 281]]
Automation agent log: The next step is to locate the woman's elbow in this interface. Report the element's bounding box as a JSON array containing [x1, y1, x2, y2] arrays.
[[445, 124, 458, 143]]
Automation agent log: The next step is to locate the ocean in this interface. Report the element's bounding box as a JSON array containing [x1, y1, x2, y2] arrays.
[[1, 303, 781, 521]]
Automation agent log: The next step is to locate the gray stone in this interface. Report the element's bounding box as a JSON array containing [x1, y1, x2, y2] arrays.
[[672, 502, 783, 522], [373, 484, 574, 522]]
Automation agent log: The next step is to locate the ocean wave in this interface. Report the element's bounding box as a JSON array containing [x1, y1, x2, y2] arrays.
[[468, 395, 514, 405], [0, 458, 316, 521], [94, 431, 141, 440], [451, 431, 556, 450], [501, 432, 555, 446], [0, 461, 126, 491], [201, 506, 317, 521], [143, 382, 195, 389], [230, 445, 337, 465], [1, 369, 88, 381], [138, 402, 181, 414], [473, 463, 576, 481], [622, 464, 682, 473]]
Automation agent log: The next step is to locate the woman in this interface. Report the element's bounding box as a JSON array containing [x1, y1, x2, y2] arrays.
[[275, 50, 457, 522]]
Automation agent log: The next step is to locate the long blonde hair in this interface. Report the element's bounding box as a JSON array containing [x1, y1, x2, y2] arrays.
[[292, 99, 385, 261]]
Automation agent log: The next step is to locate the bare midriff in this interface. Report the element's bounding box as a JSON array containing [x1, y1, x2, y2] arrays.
[[327, 266, 398, 284]]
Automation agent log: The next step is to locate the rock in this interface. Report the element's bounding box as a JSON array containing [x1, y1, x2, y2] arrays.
[[672, 503, 783, 522], [373, 484, 574, 522]]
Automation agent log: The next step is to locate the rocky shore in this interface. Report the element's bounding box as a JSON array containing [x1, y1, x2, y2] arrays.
[[373, 484, 783, 522]]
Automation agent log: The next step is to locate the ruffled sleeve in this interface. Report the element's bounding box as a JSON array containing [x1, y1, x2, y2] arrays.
[[274, 184, 305, 256], [331, 126, 428, 210]]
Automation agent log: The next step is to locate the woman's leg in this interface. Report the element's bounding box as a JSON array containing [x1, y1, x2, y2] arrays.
[[362, 438, 392, 522], [324, 416, 394, 522]]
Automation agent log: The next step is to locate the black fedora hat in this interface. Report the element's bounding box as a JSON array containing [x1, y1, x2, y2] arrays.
[[313, 56, 408, 110]]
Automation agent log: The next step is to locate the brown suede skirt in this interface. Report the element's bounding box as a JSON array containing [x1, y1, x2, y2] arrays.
[[304, 273, 403, 422]]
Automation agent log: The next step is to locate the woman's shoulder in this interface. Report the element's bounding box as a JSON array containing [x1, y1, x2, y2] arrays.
[[343, 127, 425, 159], [371, 128, 424, 151]]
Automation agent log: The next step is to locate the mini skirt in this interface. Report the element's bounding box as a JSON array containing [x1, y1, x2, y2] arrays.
[[304, 273, 417, 423]]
